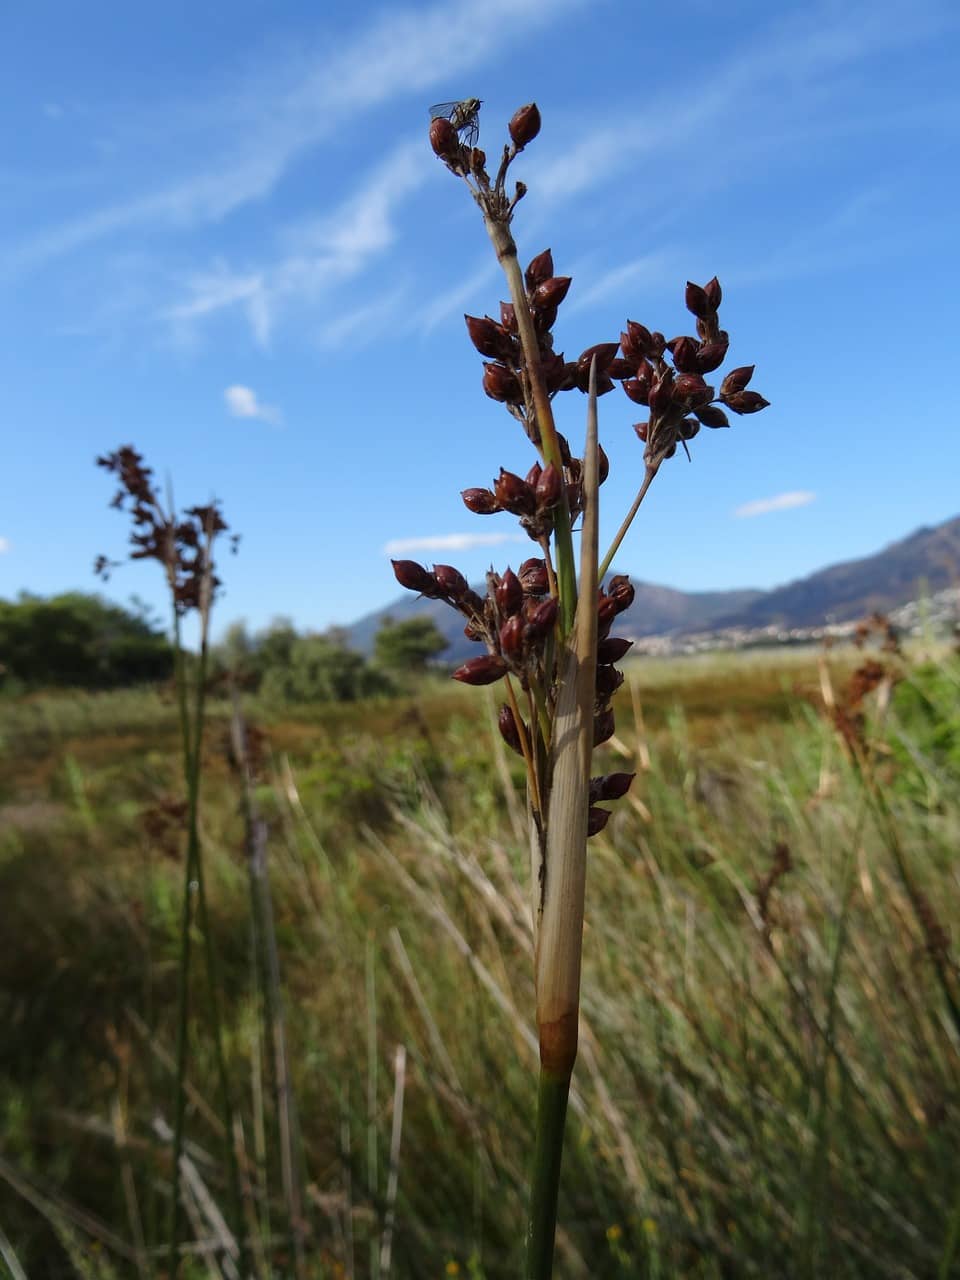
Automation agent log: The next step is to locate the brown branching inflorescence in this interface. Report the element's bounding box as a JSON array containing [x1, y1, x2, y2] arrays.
[[96, 444, 245, 1270], [406, 102, 769, 846], [95, 444, 237, 619], [829, 612, 904, 754]]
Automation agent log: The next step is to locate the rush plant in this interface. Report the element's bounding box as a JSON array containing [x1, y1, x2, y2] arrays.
[[392, 101, 770, 1277], [95, 447, 244, 1272]]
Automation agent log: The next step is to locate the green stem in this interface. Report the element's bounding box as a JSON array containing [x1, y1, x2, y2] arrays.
[[168, 610, 195, 1275], [598, 464, 657, 582], [525, 1069, 571, 1279]]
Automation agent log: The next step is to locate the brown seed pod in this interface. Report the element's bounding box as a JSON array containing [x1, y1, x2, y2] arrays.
[[509, 102, 541, 149], [496, 567, 524, 616], [392, 559, 440, 597], [453, 655, 508, 686], [722, 390, 770, 414]]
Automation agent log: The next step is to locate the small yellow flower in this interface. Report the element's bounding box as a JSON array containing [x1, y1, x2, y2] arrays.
[[445, 1262, 461, 1277], [642, 1217, 658, 1238], [606, 1224, 623, 1243]]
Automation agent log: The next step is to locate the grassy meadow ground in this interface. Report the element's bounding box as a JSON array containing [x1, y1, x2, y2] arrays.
[[1, 645, 959, 1278]]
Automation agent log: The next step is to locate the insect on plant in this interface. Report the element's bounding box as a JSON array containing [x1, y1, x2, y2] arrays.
[[428, 97, 482, 146]]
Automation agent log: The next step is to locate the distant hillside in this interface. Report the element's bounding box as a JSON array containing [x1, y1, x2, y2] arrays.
[[348, 515, 960, 657], [718, 516, 960, 630], [346, 575, 765, 662]]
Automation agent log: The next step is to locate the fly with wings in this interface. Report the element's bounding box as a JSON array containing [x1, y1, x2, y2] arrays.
[[429, 97, 483, 147]]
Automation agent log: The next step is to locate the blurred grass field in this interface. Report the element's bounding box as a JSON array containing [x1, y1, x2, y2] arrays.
[[1, 646, 958, 1279]]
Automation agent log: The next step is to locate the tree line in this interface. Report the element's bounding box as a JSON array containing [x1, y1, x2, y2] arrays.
[[0, 592, 449, 699]]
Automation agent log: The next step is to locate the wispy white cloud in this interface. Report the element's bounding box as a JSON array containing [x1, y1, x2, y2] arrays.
[[566, 251, 675, 313], [384, 532, 524, 555], [414, 261, 498, 334], [734, 491, 815, 519], [527, 0, 957, 211], [3, 0, 585, 279], [0, 536, 10, 554], [224, 384, 282, 426], [165, 139, 430, 345], [315, 287, 408, 348], [42, 102, 64, 120]]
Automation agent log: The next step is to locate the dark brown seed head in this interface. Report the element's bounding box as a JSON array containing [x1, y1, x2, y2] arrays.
[[499, 614, 525, 658], [621, 321, 654, 361], [518, 558, 549, 595], [461, 487, 502, 514], [525, 595, 558, 641], [496, 567, 524, 616], [482, 363, 522, 404], [596, 664, 625, 699], [598, 444, 609, 485], [465, 314, 513, 360], [608, 575, 635, 613], [494, 469, 536, 517], [668, 336, 700, 374], [597, 636, 633, 664], [623, 375, 651, 406], [430, 116, 460, 159], [722, 390, 770, 414], [704, 276, 722, 309], [577, 342, 620, 377], [597, 594, 618, 628], [591, 772, 636, 802], [532, 303, 558, 336], [453, 655, 508, 686], [696, 340, 729, 373], [433, 564, 469, 600], [685, 281, 713, 319], [525, 460, 543, 489], [525, 249, 554, 291], [530, 277, 572, 310], [606, 358, 633, 381], [648, 371, 675, 414], [509, 102, 541, 149], [720, 365, 755, 396], [694, 404, 729, 429], [535, 462, 562, 510], [673, 373, 714, 407], [498, 704, 524, 755], [587, 807, 611, 836], [392, 559, 439, 597], [593, 708, 616, 746], [500, 301, 517, 332]]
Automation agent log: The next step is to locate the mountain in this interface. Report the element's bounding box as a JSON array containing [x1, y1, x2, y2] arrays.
[[347, 515, 960, 658], [716, 516, 960, 630]]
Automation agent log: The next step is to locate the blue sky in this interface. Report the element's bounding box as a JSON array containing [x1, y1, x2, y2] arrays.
[[2, 0, 959, 637]]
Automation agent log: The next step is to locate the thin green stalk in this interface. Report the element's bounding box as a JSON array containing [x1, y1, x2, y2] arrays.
[[525, 1071, 570, 1279], [168, 594, 244, 1270], [598, 464, 657, 582], [168, 609, 198, 1272], [189, 622, 245, 1261]]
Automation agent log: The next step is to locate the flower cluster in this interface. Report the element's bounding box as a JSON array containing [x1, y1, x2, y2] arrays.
[[95, 445, 236, 616], [620, 279, 769, 469], [404, 101, 770, 842], [391, 551, 637, 835]]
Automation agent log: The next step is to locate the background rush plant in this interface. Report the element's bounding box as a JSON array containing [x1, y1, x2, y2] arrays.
[[396, 101, 770, 1277], [95, 447, 246, 1271]]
